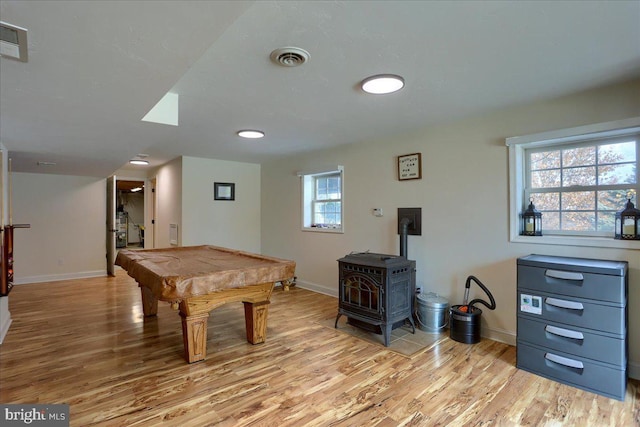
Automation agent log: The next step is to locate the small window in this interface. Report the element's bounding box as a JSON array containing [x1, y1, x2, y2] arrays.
[[300, 167, 343, 232], [526, 136, 638, 236], [507, 117, 640, 248]]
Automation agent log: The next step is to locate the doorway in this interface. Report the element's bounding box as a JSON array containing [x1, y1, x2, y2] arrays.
[[115, 180, 146, 249]]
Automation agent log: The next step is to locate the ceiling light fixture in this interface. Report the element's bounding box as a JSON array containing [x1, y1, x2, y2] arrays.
[[237, 130, 265, 139], [129, 159, 149, 165], [361, 74, 405, 94], [131, 187, 143, 193]]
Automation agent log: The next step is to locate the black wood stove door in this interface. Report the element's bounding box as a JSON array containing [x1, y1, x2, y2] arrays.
[[340, 272, 383, 320]]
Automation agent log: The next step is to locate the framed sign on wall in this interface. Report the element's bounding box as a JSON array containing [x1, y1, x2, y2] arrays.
[[214, 182, 235, 200], [398, 153, 421, 181]]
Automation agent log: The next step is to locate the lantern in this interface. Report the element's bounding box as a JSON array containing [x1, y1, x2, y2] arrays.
[[521, 199, 542, 236], [614, 199, 640, 240]]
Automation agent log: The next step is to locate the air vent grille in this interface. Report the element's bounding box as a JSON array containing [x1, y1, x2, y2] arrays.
[[270, 47, 309, 67]]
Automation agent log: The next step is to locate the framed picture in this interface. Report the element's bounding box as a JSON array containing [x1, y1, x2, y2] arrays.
[[214, 182, 235, 200], [398, 153, 422, 180]]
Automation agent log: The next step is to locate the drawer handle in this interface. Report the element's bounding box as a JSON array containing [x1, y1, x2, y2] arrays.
[[545, 325, 584, 340], [545, 269, 583, 282], [545, 352, 584, 371], [545, 297, 584, 311]]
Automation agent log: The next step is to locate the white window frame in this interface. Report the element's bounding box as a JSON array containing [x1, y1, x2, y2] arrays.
[[299, 166, 344, 233], [507, 117, 640, 250]]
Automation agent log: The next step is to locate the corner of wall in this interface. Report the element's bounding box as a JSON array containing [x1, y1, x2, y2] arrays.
[[0, 297, 11, 344]]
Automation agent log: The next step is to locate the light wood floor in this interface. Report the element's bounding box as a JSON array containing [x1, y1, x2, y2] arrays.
[[1, 271, 638, 426]]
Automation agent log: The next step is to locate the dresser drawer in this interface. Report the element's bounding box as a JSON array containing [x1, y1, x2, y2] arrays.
[[517, 316, 625, 366], [516, 342, 626, 401], [517, 264, 626, 304], [517, 290, 625, 335]]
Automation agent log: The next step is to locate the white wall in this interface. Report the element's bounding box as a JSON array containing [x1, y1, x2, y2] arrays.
[[261, 79, 640, 377], [12, 173, 106, 283], [153, 157, 182, 248], [181, 156, 261, 252]]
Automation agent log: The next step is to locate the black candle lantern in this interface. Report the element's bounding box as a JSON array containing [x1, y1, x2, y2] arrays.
[[614, 198, 640, 240], [521, 199, 542, 236]]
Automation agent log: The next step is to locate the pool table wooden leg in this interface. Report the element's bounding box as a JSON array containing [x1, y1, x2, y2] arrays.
[[243, 300, 270, 344], [180, 312, 210, 363], [140, 285, 158, 317]]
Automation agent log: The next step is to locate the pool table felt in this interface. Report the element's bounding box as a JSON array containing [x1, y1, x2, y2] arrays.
[[115, 245, 296, 302]]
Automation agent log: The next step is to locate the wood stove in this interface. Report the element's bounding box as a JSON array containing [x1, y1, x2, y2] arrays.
[[335, 252, 416, 346]]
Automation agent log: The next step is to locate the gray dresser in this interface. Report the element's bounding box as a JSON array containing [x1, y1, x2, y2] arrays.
[[516, 254, 628, 401]]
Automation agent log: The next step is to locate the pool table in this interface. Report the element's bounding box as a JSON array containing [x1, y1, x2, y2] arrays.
[[115, 245, 295, 363]]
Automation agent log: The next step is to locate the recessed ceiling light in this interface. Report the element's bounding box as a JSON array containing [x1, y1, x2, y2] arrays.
[[129, 159, 149, 165], [361, 74, 405, 94], [237, 130, 265, 139]]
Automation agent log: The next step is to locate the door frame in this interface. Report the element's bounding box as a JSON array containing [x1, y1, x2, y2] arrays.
[[106, 175, 116, 276]]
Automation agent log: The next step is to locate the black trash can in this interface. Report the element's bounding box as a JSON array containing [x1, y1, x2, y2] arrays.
[[449, 305, 482, 344], [449, 276, 495, 344]]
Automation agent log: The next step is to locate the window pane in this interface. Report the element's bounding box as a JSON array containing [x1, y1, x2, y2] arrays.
[[562, 191, 595, 210], [542, 212, 560, 230], [598, 164, 636, 185], [316, 176, 341, 200], [531, 169, 560, 188], [563, 146, 595, 167], [598, 141, 636, 164], [531, 192, 559, 210], [597, 189, 635, 210], [562, 166, 595, 187], [531, 150, 560, 170], [314, 201, 341, 225], [562, 212, 595, 231], [597, 212, 616, 232]]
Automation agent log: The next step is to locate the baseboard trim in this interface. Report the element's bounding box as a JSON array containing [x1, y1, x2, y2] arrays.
[[0, 310, 11, 345], [295, 279, 338, 298], [14, 270, 107, 285], [483, 326, 516, 347], [628, 361, 640, 380]]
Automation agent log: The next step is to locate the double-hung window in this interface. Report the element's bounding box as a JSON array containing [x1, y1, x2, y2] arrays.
[[300, 166, 343, 232], [507, 117, 640, 247]]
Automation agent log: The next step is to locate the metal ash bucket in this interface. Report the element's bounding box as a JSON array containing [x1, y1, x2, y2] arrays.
[[416, 293, 449, 333]]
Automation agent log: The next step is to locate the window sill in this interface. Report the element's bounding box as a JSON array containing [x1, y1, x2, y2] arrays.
[[510, 234, 640, 250], [302, 227, 344, 234]]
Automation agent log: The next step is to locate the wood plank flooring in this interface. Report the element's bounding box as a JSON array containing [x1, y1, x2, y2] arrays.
[[1, 271, 638, 426]]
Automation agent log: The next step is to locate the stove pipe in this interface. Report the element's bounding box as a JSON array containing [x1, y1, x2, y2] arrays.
[[399, 217, 412, 258]]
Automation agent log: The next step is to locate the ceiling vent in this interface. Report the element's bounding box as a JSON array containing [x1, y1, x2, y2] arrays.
[[270, 47, 309, 67], [0, 21, 28, 62]]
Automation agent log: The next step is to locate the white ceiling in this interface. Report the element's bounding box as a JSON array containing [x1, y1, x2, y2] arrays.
[[1, 0, 639, 177]]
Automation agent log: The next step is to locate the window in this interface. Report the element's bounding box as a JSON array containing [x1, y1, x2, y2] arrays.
[[300, 166, 343, 232], [507, 117, 640, 248], [526, 136, 637, 235]]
